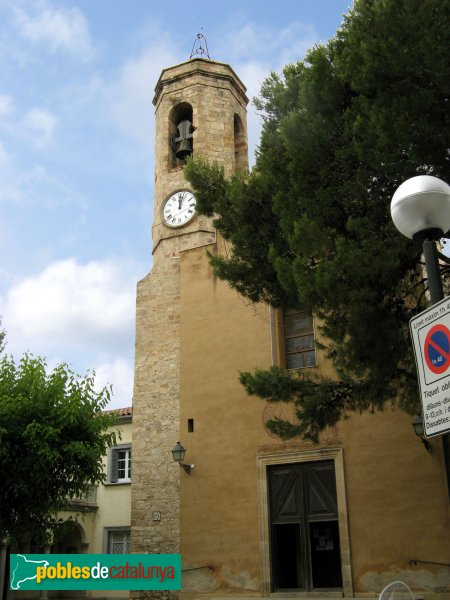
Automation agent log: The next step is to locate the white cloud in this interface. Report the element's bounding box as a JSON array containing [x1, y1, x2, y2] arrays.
[[12, 3, 95, 60], [94, 358, 134, 409], [0, 139, 23, 203], [0, 139, 11, 166], [103, 19, 185, 150], [107, 25, 180, 150], [231, 61, 269, 165], [0, 94, 14, 117], [220, 21, 316, 67], [2, 258, 138, 411], [108, 51, 157, 150], [3, 258, 136, 353], [23, 107, 57, 147], [0, 156, 84, 208]]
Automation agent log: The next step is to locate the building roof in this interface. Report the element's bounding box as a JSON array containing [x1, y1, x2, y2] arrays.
[[104, 406, 132, 418]]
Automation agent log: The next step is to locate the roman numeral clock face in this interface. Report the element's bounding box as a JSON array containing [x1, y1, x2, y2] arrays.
[[162, 190, 197, 228]]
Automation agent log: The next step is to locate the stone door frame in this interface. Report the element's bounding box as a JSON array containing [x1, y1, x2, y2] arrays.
[[257, 447, 354, 597]]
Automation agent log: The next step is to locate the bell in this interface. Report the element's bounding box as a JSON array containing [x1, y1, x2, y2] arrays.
[[174, 119, 193, 159], [175, 139, 193, 159]]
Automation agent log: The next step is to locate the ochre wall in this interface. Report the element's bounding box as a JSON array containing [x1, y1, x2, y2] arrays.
[[178, 239, 450, 597], [179, 241, 272, 592]]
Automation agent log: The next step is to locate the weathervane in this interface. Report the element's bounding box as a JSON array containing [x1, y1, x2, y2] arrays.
[[190, 32, 210, 59]]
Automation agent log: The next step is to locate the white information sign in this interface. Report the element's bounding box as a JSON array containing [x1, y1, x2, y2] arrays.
[[410, 296, 450, 437]]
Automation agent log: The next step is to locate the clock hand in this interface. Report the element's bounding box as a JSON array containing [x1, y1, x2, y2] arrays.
[[170, 205, 190, 219], [178, 191, 186, 210]]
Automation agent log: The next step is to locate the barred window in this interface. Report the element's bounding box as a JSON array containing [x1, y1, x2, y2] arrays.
[[107, 529, 130, 554]]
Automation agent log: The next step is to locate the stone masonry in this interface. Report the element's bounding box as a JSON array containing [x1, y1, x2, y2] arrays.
[[130, 58, 248, 598]]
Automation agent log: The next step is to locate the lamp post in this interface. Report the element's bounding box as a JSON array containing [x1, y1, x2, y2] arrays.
[[391, 175, 450, 445], [391, 175, 450, 305]]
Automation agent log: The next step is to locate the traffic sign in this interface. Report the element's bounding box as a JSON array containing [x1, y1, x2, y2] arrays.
[[410, 296, 450, 437], [424, 324, 450, 375]]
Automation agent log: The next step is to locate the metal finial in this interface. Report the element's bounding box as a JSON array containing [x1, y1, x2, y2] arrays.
[[190, 32, 210, 60]]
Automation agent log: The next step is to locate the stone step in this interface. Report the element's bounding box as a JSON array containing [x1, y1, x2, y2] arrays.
[[192, 596, 375, 600]]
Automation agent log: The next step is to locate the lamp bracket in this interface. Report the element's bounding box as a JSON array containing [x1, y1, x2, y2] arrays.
[[437, 250, 450, 265], [180, 463, 194, 475]]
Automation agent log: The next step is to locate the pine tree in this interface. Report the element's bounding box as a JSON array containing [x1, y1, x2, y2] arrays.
[[185, 0, 450, 441]]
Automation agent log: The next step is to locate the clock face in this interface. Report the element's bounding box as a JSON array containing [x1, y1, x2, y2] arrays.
[[162, 190, 197, 228]]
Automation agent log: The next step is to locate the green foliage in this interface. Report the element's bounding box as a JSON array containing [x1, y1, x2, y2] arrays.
[[0, 353, 117, 544], [186, 0, 450, 440], [0, 319, 6, 354]]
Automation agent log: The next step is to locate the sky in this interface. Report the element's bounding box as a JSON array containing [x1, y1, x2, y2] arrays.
[[0, 0, 352, 409]]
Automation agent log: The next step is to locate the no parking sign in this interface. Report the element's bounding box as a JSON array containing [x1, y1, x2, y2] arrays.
[[410, 296, 450, 437], [424, 324, 450, 375]]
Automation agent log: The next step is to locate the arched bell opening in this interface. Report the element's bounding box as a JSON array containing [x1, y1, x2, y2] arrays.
[[169, 102, 194, 168], [234, 113, 248, 173]]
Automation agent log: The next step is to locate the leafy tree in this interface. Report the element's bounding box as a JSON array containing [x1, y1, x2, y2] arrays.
[[0, 354, 117, 545], [0, 319, 5, 354], [185, 0, 450, 441]]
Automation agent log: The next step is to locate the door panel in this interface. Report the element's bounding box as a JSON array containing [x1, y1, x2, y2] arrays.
[[272, 523, 304, 589], [309, 520, 342, 588], [304, 462, 339, 517], [268, 461, 342, 591], [269, 465, 303, 521]]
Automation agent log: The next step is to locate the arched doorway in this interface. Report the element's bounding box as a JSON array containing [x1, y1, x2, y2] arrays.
[[53, 521, 86, 554]]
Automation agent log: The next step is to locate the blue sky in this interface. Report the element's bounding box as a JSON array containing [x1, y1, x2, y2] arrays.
[[0, 0, 351, 408]]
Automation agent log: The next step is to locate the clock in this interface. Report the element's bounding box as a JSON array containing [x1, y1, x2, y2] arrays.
[[162, 189, 197, 228]]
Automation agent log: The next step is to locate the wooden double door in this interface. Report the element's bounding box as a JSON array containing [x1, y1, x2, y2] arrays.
[[268, 460, 343, 591]]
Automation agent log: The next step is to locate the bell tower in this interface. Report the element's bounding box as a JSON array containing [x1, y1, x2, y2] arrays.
[[151, 58, 248, 254], [131, 57, 248, 571]]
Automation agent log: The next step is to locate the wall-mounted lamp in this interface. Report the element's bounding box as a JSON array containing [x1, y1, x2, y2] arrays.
[[171, 441, 194, 475], [412, 416, 432, 453]]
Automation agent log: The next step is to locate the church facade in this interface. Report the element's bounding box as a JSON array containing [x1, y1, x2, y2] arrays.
[[131, 58, 450, 599]]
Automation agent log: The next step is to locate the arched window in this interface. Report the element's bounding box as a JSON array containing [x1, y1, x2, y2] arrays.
[[169, 102, 194, 168]]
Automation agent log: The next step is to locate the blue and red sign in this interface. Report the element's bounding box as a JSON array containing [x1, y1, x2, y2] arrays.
[[424, 324, 450, 374]]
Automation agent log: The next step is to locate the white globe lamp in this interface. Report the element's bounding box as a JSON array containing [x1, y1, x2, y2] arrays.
[[391, 175, 450, 305], [391, 175, 450, 240]]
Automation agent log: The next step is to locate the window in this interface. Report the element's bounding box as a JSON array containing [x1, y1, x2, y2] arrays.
[[284, 308, 316, 369], [106, 528, 130, 554], [108, 445, 132, 483]]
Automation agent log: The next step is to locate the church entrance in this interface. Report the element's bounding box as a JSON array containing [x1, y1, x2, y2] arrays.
[[268, 460, 343, 591]]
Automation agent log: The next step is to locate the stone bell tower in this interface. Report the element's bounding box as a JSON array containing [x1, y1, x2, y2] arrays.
[[131, 57, 248, 572]]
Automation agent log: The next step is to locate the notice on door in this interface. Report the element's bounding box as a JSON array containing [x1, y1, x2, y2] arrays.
[[410, 296, 450, 437]]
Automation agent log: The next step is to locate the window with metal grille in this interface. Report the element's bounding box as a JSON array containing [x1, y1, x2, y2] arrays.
[[108, 445, 132, 483], [284, 308, 316, 369], [107, 529, 130, 554]]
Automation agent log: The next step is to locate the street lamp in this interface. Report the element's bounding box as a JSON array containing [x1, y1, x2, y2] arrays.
[[391, 175, 450, 449], [171, 441, 194, 475], [391, 175, 450, 304]]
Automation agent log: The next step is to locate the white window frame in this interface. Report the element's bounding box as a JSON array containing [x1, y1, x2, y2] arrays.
[[108, 444, 132, 484]]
